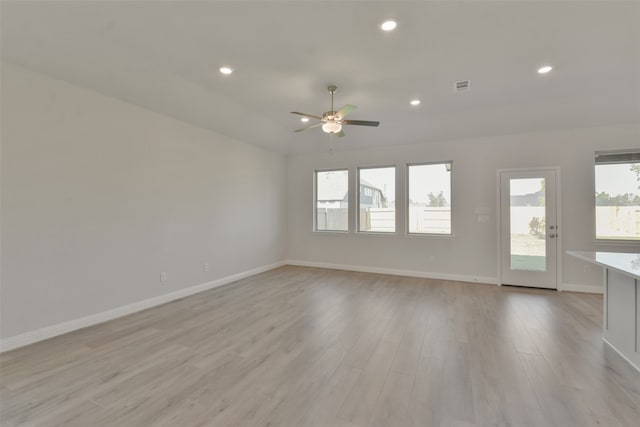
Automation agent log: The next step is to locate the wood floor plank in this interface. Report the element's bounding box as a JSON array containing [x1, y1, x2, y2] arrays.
[[368, 371, 414, 427], [519, 352, 597, 427], [25, 399, 109, 427], [408, 335, 447, 426], [441, 340, 476, 425], [336, 339, 397, 425], [1, 266, 639, 427], [303, 365, 362, 427]]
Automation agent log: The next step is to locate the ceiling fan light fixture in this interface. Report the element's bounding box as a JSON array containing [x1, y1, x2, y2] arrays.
[[322, 122, 342, 134], [537, 65, 553, 74], [410, 99, 421, 106], [381, 20, 397, 31], [219, 66, 233, 75]]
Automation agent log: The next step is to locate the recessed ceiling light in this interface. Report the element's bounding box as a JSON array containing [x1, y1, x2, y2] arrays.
[[300, 117, 309, 122], [380, 20, 397, 31], [219, 66, 233, 75], [537, 65, 553, 74], [410, 99, 421, 106]]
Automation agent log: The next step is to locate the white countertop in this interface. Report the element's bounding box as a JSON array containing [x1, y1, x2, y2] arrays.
[[567, 250, 640, 280]]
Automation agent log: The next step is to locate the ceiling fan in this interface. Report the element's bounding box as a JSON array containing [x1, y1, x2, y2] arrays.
[[291, 85, 380, 137]]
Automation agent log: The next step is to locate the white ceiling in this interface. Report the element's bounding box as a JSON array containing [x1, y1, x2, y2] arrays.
[[2, 1, 639, 153]]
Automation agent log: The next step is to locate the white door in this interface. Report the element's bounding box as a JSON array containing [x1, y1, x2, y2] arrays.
[[500, 169, 558, 289]]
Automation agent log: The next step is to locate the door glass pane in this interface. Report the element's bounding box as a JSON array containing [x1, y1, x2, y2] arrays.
[[510, 178, 546, 271]]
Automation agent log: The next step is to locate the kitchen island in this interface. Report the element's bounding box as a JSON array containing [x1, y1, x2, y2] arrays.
[[568, 251, 640, 372]]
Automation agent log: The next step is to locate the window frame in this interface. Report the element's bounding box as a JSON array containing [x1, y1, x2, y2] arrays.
[[313, 168, 350, 233], [406, 161, 454, 236], [357, 165, 397, 234], [594, 151, 640, 244]]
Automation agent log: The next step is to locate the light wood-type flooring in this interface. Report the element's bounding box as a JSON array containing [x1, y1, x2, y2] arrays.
[[2, 266, 640, 426]]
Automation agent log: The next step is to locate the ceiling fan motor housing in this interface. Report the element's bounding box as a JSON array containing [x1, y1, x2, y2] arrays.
[[323, 111, 338, 121]]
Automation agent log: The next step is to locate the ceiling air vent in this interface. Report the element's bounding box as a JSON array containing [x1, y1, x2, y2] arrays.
[[454, 80, 471, 92]]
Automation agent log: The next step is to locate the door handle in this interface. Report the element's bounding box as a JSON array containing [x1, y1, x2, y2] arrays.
[[549, 233, 556, 238]]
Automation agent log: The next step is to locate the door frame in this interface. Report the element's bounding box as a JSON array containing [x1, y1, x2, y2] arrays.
[[496, 166, 562, 289]]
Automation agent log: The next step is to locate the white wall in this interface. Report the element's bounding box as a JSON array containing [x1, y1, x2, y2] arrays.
[[0, 62, 287, 340], [287, 124, 640, 289]]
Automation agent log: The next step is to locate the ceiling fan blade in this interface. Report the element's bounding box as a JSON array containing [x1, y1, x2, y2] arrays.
[[342, 120, 380, 127], [336, 104, 357, 119], [291, 111, 323, 120], [335, 129, 345, 138], [294, 122, 323, 133]]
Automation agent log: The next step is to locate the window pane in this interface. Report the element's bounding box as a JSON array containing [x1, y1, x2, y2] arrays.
[[316, 170, 348, 231], [408, 163, 452, 234], [359, 167, 395, 232], [595, 162, 640, 240]]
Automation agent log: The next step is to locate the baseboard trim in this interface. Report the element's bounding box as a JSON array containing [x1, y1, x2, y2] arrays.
[[603, 337, 640, 374], [285, 259, 497, 285], [0, 261, 286, 353], [560, 283, 603, 294]]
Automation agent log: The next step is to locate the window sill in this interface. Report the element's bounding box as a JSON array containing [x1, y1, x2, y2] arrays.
[[594, 239, 640, 248], [312, 230, 349, 235], [405, 233, 456, 239], [356, 231, 398, 237], [309, 231, 456, 239]]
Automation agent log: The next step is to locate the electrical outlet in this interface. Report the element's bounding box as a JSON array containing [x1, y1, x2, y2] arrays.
[[203, 262, 210, 272], [160, 272, 167, 283]]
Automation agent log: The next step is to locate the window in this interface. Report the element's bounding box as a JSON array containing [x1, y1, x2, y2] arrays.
[[407, 162, 452, 234], [315, 170, 348, 231], [595, 151, 640, 241], [358, 166, 395, 232]]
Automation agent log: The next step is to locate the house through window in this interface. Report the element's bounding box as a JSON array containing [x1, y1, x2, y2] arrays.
[[358, 166, 396, 233]]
